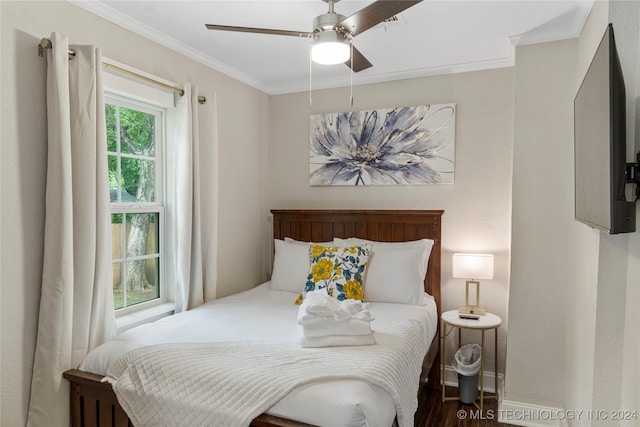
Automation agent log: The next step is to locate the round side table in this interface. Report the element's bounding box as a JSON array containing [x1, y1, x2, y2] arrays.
[[441, 310, 502, 410]]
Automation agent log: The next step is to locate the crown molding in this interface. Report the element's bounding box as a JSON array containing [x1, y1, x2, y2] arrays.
[[274, 53, 515, 95], [67, 0, 272, 93], [509, 0, 593, 46]]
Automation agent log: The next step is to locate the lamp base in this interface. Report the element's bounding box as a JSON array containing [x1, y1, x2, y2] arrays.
[[458, 305, 486, 315]]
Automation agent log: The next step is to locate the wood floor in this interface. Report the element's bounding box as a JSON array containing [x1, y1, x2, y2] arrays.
[[415, 386, 515, 427]]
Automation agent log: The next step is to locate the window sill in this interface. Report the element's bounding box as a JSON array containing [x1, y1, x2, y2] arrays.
[[115, 302, 175, 335]]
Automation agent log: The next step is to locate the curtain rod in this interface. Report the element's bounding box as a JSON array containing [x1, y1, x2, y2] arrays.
[[38, 38, 206, 105]]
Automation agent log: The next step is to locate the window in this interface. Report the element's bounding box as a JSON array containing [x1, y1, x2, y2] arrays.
[[103, 62, 177, 318], [107, 100, 164, 311]]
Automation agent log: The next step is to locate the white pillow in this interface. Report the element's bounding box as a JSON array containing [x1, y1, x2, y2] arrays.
[[270, 238, 333, 293], [334, 237, 434, 304]]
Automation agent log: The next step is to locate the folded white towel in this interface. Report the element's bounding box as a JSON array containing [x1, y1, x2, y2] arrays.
[[340, 299, 365, 314], [351, 310, 372, 322], [331, 307, 350, 321], [297, 291, 375, 347], [298, 312, 327, 326], [304, 289, 341, 316], [297, 289, 376, 347], [302, 318, 373, 338], [298, 308, 371, 325], [297, 301, 325, 325], [297, 326, 376, 348], [298, 307, 352, 325]]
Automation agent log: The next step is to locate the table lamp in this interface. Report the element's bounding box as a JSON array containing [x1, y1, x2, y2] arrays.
[[452, 253, 494, 315]]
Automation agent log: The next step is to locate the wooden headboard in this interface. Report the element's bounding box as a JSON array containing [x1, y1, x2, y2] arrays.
[[271, 209, 443, 320]]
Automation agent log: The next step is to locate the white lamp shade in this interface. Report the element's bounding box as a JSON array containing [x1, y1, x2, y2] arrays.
[[452, 253, 494, 280], [311, 30, 350, 65]]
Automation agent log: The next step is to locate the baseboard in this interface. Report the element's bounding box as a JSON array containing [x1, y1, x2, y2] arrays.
[[498, 400, 569, 427]]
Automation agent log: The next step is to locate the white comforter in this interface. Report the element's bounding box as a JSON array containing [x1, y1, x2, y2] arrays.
[[82, 283, 438, 427]]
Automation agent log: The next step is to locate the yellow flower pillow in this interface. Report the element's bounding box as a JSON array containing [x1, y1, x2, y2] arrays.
[[296, 244, 371, 304]]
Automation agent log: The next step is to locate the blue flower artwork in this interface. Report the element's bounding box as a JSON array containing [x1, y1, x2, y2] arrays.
[[310, 104, 455, 186]]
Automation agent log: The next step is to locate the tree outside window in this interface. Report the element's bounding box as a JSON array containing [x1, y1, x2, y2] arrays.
[[107, 103, 162, 310]]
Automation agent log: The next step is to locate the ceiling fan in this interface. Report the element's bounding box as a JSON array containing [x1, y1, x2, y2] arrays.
[[205, 0, 423, 72]]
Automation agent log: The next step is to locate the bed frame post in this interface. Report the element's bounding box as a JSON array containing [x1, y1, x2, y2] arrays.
[[64, 369, 132, 427], [427, 215, 442, 390]]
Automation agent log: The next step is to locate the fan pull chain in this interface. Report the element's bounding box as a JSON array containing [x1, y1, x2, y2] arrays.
[[309, 48, 313, 110], [350, 41, 354, 109]]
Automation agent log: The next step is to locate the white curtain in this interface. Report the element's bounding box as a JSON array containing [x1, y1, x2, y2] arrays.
[[173, 84, 212, 311], [27, 33, 115, 427]]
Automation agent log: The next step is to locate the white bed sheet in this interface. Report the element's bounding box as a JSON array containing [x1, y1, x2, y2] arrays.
[[81, 283, 438, 427]]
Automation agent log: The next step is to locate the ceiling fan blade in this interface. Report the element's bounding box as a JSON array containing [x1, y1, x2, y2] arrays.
[[205, 24, 312, 38], [345, 45, 373, 72], [338, 0, 423, 36]]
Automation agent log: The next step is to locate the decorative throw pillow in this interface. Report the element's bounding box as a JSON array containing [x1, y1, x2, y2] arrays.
[[295, 244, 371, 304], [334, 237, 434, 305]]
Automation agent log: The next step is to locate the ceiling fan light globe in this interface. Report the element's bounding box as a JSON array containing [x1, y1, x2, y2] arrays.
[[311, 29, 350, 65], [311, 41, 350, 64]]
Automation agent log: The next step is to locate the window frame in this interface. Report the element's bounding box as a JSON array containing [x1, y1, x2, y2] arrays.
[[102, 62, 177, 324]]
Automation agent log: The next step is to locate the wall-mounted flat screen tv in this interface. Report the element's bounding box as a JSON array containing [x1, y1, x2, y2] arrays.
[[574, 24, 635, 234]]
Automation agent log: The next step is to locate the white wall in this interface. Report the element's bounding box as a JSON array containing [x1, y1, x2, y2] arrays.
[[622, 231, 640, 425], [506, 1, 640, 424], [564, 2, 608, 415], [269, 68, 514, 382], [592, 1, 640, 421], [0, 1, 270, 425], [506, 37, 577, 410]]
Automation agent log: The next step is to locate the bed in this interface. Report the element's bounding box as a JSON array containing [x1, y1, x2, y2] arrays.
[[63, 209, 443, 427]]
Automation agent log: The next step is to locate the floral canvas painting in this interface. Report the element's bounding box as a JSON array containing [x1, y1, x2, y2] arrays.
[[309, 104, 455, 186]]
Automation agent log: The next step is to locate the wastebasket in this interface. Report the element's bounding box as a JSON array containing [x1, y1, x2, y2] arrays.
[[451, 343, 481, 404]]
